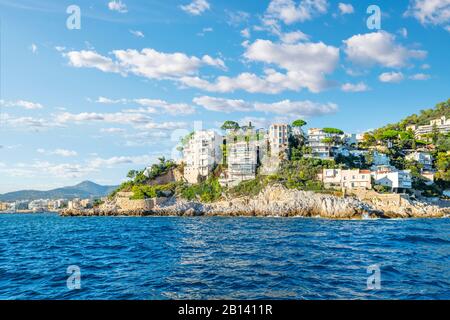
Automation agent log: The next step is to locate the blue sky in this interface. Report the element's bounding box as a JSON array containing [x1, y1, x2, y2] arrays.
[[0, 0, 449, 193]]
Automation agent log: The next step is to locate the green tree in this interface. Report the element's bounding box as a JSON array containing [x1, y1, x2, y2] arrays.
[[431, 123, 440, 145], [323, 127, 344, 135], [127, 170, 138, 180], [221, 121, 240, 131], [292, 119, 307, 128]]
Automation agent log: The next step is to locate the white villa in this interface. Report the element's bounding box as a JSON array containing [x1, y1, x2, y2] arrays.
[[319, 169, 372, 190], [307, 128, 345, 159], [183, 130, 223, 184], [406, 151, 433, 170], [372, 166, 412, 192]]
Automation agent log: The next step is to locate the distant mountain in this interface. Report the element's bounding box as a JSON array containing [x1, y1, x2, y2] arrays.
[[0, 181, 118, 202]]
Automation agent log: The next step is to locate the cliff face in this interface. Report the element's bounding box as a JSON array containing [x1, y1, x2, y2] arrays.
[[61, 184, 450, 219]]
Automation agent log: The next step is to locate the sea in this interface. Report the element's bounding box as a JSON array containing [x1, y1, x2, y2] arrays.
[[0, 213, 448, 300]]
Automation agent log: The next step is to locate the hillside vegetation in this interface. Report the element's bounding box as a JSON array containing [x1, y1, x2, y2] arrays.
[[110, 98, 450, 202]]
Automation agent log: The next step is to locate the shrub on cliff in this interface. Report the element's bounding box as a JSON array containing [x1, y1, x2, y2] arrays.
[[228, 176, 268, 197], [130, 183, 178, 200], [177, 177, 223, 203]]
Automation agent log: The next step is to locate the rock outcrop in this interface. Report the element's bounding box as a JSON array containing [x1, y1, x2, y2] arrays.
[[60, 184, 450, 219]]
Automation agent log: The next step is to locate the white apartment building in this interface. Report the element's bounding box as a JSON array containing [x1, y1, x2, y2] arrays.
[[319, 169, 372, 190], [28, 199, 48, 211], [269, 124, 291, 158], [405, 151, 433, 170], [407, 116, 450, 138], [372, 167, 412, 192], [183, 130, 223, 184], [221, 140, 259, 187], [307, 128, 344, 159]]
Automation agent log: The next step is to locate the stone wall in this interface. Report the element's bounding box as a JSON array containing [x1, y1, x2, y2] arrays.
[[350, 189, 408, 206]]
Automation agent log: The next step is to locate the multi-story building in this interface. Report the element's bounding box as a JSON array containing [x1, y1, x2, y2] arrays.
[[407, 116, 450, 138], [405, 151, 433, 170], [319, 169, 372, 190], [269, 124, 291, 158], [372, 167, 412, 193], [28, 199, 48, 212], [221, 140, 259, 187], [183, 130, 223, 184], [307, 128, 343, 159]]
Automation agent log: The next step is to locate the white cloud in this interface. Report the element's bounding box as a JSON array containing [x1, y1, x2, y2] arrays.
[[123, 131, 171, 146], [133, 99, 195, 115], [130, 30, 145, 38], [64, 48, 226, 80], [280, 30, 310, 43], [179, 39, 339, 94], [254, 100, 338, 117], [265, 0, 328, 24], [379, 71, 404, 83], [421, 63, 431, 69], [243, 39, 338, 92], [38, 148, 78, 157], [55, 111, 153, 126], [89, 155, 154, 168], [343, 31, 427, 68], [53, 110, 187, 132], [241, 28, 251, 38], [1, 99, 43, 110], [108, 0, 128, 13], [100, 128, 126, 134], [138, 121, 188, 130], [338, 3, 354, 15], [30, 43, 38, 54], [94, 97, 195, 115], [96, 96, 127, 104], [193, 95, 338, 118], [226, 10, 250, 26], [53, 149, 78, 157], [180, 0, 210, 16], [197, 27, 213, 36], [341, 82, 370, 92], [244, 39, 338, 77], [409, 73, 431, 80], [1, 154, 158, 180], [193, 96, 254, 113], [65, 50, 122, 74], [3, 114, 59, 130], [405, 0, 450, 27]]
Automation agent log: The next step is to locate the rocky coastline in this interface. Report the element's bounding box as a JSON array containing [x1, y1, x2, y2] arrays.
[[60, 184, 450, 219]]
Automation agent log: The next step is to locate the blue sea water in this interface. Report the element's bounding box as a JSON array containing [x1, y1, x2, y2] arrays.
[[0, 213, 448, 300]]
